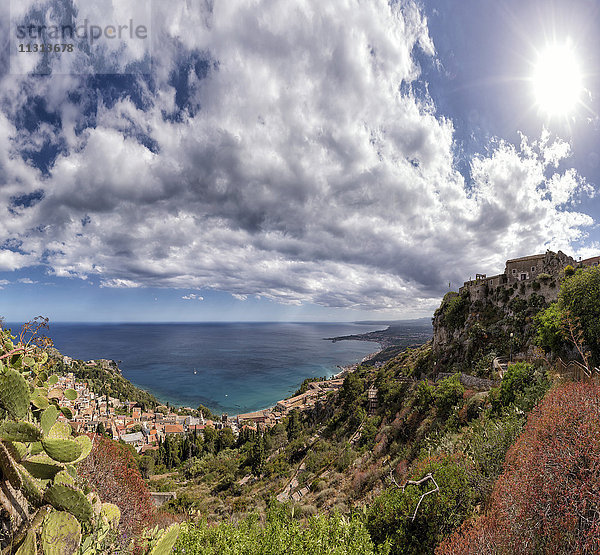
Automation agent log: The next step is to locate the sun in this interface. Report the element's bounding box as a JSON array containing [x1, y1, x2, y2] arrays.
[[532, 42, 583, 116]]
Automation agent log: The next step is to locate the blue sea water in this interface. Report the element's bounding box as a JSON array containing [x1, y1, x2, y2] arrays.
[[18, 322, 388, 415]]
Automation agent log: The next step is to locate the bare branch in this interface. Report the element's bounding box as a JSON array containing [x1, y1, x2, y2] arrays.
[[562, 311, 591, 371], [387, 462, 440, 521]]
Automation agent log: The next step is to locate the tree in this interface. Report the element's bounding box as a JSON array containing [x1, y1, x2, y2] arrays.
[[203, 425, 217, 454], [286, 409, 302, 441], [340, 372, 363, 407], [558, 266, 600, 364], [248, 434, 266, 475], [138, 455, 155, 479], [534, 302, 565, 353], [217, 427, 236, 451], [415, 380, 434, 411]]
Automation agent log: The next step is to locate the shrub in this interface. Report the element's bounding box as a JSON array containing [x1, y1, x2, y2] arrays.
[[443, 294, 470, 331], [434, 375, 464, 420], [175, 505, 376, 554], [79, 436, 156, 539], [534, 302, 564, 353], [367, 455, 475, 553], [414, 380, 435, 412], [438, 382, 600, 554], [563, 264, 575, 277], [491, 363, 546, 412], [559, 266, 600, 364]]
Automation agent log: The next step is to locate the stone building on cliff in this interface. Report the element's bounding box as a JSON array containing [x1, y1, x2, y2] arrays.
[[458, 250, 581, 303]]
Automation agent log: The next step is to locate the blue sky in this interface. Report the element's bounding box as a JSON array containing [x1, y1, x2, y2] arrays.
[[0, 0, 599, 323]]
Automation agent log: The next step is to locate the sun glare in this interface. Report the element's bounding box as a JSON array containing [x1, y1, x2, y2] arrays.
[[532, 42, 583, 116]]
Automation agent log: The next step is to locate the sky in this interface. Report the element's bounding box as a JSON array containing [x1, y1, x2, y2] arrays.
[[0, 0, 599, 323]]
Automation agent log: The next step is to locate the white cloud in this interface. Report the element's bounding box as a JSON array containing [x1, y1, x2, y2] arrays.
[[0, 250, 33, 271], [182, 294, 204, 301], [0, 0, 595, 313], [99, 278, 141, 288]]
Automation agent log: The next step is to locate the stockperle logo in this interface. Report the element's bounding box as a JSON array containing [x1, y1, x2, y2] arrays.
[[9, 0, 152, 75]]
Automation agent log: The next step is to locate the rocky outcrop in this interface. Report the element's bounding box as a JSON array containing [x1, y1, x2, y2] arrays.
[[431, 251, 575, 371]]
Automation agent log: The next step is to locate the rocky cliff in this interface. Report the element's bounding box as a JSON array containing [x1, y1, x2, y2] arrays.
[[431, 251, 573, 372]]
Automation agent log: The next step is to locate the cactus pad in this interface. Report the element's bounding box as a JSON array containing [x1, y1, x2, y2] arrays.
[[100, 502, 121, 529], [47, 388, 62, 399], [31, 395, 49, 410], [0, 421, 42, 442], [15, 530, 37, 555], [18, 465, 44, 506], [0, 441, 22, 489], [53, 470, 75, 487], [23, 356, 35, 368], [43, 484, 93, 523], [41, 438, 83, 463], [22, 453, 64, 479], [0, 368, 30, 419], [29, 441, 43, 456], [72, 435, 92, 463], [41, 510, 82, 555], [41, 405, 59, 437], [4, 440, 28, 462], [47, 421, 72, 440], [59, 406, 73, 420], [150, 524, 181, 555], [87, 491, 102, 517], [64, 389, 78, 401]]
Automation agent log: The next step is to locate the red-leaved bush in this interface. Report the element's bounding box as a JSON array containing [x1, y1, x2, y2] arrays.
[[78, 436, 156, 539], [437, 382, 600, 554]]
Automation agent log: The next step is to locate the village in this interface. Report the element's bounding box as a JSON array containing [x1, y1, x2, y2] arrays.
[[56, 357, 348, 454]]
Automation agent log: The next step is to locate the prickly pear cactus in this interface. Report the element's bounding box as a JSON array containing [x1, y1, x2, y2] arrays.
[[149, 524, 181, 555], [0, 324, 97, 553], [40, 510, 81, 555], [100, 502, 121, 529], [0, 322, 180, 554]]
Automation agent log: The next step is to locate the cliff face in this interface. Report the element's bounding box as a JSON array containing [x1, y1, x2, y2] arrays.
[[432, 251, 571, 371]]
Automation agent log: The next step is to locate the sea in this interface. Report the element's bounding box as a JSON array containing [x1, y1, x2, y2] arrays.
[[11, 322, 395, 415]]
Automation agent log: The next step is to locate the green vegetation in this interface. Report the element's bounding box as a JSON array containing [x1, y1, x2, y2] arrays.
[[559, 265, 600, 364], [291, 376, 327, 398], [435, 292, 470, 332], [534, 266, 600, 365], [534, 302, 564, 354], [175, 504, 377, 554], [367, 455, 474, 554], [0, 324, 121, 552], [53, 357, 159, 410], [6, 261, 600, 554]]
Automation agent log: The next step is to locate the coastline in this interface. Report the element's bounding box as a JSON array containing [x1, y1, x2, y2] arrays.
[[235, 343, 384, 423], [332, 347, 383, 379], [234, 320, 433, 421]]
